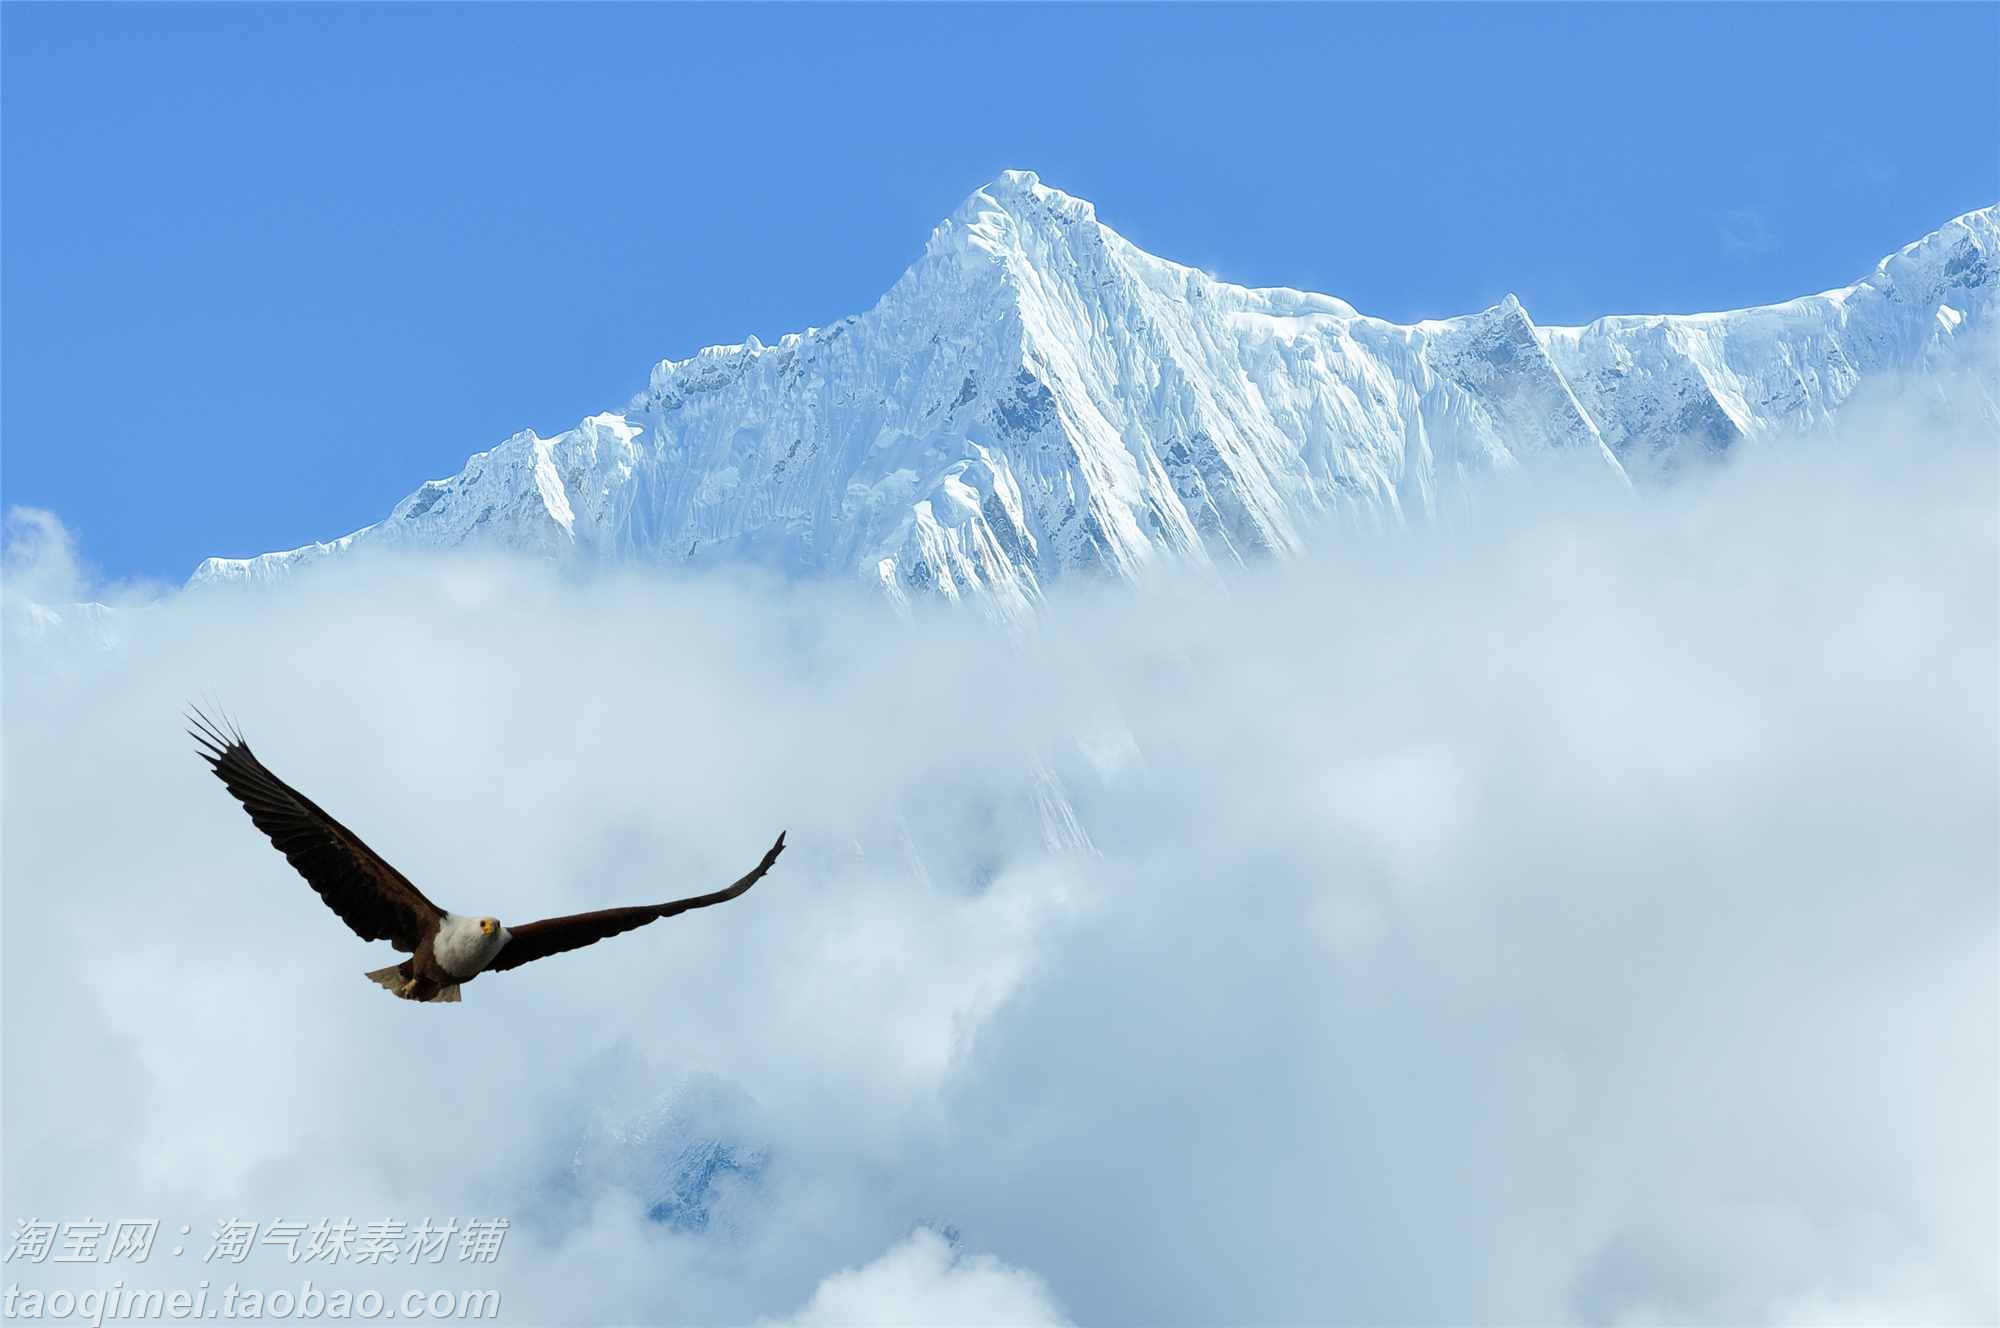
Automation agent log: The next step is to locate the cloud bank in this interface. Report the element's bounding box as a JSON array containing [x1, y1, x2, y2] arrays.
[[4, 398, 1994, 1324]]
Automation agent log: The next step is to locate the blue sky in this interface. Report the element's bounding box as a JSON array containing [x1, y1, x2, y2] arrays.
[[5, 2, 1995, 584]]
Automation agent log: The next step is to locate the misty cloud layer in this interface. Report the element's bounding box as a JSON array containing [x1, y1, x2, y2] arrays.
[[4, 401, 1995, 1324]]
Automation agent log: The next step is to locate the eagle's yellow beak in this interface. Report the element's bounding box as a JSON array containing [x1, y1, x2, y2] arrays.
[[480, 918, 496, 936]]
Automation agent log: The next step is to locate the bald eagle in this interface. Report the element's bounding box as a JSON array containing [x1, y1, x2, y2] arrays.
[[190, 710, 786, 1003]]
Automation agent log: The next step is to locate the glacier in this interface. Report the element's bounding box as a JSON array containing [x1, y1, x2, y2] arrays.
[[191, 172, 1999, 608]]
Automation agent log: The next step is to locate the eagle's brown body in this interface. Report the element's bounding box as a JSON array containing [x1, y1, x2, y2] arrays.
[[189, 710, 786, 1004]]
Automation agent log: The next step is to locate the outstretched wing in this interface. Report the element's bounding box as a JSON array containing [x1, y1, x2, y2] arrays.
[[488, 832, 786, 973], [190, 709, 444, 952]]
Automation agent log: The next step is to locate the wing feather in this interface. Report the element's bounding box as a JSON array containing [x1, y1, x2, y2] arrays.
[[487, 832, 785, 973], [191, 709, 443, 952]]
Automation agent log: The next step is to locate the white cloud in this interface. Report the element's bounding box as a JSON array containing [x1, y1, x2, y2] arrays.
[[1, 505, 88, 605], [2, 396, 1993, 1324], [767, 1228, 1068, 1327]]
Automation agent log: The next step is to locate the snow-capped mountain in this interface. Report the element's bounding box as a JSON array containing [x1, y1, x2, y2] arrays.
[[191, 173, 1999, 607]]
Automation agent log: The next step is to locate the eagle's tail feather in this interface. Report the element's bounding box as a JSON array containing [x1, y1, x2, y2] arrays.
[[364, 963, 461, 1003]]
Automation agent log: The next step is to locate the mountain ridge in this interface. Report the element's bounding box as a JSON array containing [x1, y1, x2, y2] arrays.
[[191, 173, 1999, 606]]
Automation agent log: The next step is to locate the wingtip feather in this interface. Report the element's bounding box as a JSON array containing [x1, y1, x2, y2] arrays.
[[187, 703, 248, 757]]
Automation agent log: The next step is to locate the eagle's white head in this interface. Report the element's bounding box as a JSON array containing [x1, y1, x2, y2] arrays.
[[436, 912, 511, 978]]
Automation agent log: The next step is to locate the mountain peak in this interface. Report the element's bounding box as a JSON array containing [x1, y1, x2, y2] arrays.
[[1866, 203, 1998, 306], [984, 167, 1046, 195], [943, 169, 1101, 238]]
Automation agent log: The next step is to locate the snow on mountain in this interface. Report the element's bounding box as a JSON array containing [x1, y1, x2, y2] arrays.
[[190, 174, 1999, 606], [1539, 205, 2000, 475], [3, 599, 123, 651]]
